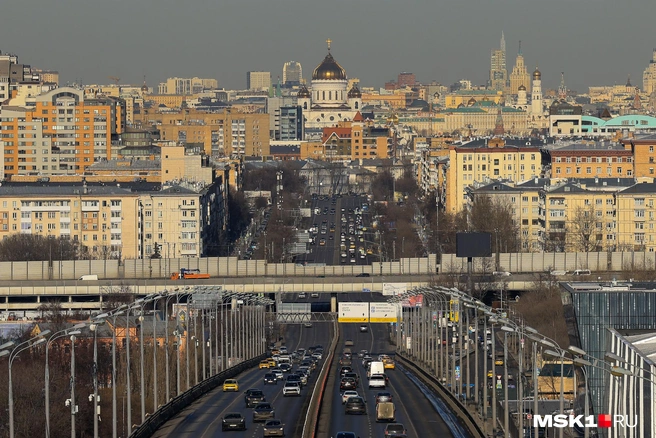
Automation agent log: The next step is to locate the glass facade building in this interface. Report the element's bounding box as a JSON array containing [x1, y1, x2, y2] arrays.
[[562, 282, 656, 437]]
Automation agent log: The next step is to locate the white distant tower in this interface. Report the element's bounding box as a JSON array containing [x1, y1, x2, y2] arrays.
[[283, 61, 303, 86], [531, 67, 543, 115]]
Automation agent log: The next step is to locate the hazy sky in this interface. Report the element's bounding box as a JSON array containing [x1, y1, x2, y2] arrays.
[[2, 0, 655, 92]]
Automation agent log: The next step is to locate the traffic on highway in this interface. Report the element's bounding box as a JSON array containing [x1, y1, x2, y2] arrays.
[[152, 321, 332, 437]]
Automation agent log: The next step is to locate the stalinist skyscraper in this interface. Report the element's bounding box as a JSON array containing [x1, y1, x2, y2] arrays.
[[509, 41, 530, 95], [489, 32, 507, 91]]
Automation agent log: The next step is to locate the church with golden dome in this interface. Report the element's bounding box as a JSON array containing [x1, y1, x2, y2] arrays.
[[297, 40, 362, 129]]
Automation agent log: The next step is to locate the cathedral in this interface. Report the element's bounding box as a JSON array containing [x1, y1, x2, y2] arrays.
[[297, 40, 362, 129]]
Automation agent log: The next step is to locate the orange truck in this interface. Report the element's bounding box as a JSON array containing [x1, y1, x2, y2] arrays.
[[170, 268, 210, 280]]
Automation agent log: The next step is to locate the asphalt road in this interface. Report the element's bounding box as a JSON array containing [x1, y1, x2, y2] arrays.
[[327, 294, 457, 438], [152, 322, 332, 438], [298, 195, 376, 266]]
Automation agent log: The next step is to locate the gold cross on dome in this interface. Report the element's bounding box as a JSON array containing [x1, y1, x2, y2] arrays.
[[326, 39, 332, 50]]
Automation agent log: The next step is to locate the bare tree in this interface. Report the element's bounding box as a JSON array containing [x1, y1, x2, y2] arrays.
[[569, 205, 600, 252]]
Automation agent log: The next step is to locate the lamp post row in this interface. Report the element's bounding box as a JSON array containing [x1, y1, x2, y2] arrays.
[[0, 286, 273, 438]]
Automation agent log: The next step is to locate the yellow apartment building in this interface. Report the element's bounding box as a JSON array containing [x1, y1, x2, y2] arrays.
[[446, 138, 542, 213], [469, 179, 547, 251], [615, 182, 656, 252], [144, 95, 186, 109], [443, 90, 504, 109], [300, 141, 325, 160], [361, 92, 411, 109], [321, 117, 389, 161], [550, 142, 634, 179], [0, 87, 125, 177], [137, 108, 269, 157], [620, 134, 656, 177]]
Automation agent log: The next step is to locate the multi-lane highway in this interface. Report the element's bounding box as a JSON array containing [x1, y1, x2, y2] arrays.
[[152, 322, 332, 437], [298, 194, 376, 266]]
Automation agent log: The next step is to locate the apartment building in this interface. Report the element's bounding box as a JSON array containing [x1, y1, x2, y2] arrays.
[[321, 115, 389, 160], [550, 142, 634, 179], [0, 176, 228, 259], [446, 137, 542, 213], [157, 77, 218, 95], [138, 107, 269, 158], [620, 133, 656, 177], [0, 87, 125, 178], [615, 182, 656, 252], [246, 71, 271, 91]]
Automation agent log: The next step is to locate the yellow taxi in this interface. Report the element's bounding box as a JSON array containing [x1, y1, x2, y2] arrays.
[[383, 360, 396, 370], [271, 349, 280, 356], [267, 358, 277, 367], [259, 360, 270, 369], [222, 379, 239, 392], [487, 370, 494, 378], [494, 354, 504, 366]]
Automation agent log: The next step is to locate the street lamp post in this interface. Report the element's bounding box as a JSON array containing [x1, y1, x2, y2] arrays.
[[90, 321, 105, 438], [45, 325, 84, 438], [70, 334, 77, 438], [108, 308, 126, 438]]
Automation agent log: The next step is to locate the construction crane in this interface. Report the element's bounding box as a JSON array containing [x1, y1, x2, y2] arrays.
[[108, 76, 121, 86]]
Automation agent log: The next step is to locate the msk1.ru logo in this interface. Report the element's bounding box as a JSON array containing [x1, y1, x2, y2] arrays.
[[533, 414, 638, 429]]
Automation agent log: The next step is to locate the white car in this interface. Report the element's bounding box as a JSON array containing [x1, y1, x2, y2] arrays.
[[298, 293, 306, 299], [493, 271, 512, 277], [283, 382, 301, 397], [341, 390, 359, 404], [368, 374, 386, 389]]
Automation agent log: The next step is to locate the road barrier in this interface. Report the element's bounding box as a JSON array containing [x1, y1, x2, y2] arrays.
[[302, 318, 340, 438], [129, 354, 266, 438], [396, 353, 485, 438]]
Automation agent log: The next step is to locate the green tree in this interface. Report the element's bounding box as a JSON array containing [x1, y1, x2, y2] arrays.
[[0, 234, 83, 261]]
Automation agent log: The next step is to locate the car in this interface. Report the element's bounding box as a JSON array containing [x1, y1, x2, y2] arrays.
[[252, 402, 275, 422], [375, 392, 393, 404], [344, 372, 360, 386], [359, 325, 368, 332], [222, 379, 239, 392], [356, 272, 370, 277], [221, 412, 246, 431], [245, 389, 266, 407], [283, 381, 301, 396], [344, 396, 367, 415], [384, 423, 408, 437], [311, 293, 319, 298], [350, 257, 356, 263], [259, 360, 270, 369], [312, 352, 323, 360], [271, 369, 284, 380], [267, 358, 277, 367], [263, 419, 285, 437], [263, 373, 277, 385], [279, 363, 292, 373], [339, 357, 352, 366], [342, 390, 360, 404], [286, 373, 303, 387], [493, 271, 512, 277], [304, 322, 313, 328], [368, 374, 386, 389], [340, 377, 357, 391], [334, 433, 357, 438], [358, 350, 368, 358], [339, 366, 353, 377], [345, 339, 354, 346], [298, 293, 306, 299]]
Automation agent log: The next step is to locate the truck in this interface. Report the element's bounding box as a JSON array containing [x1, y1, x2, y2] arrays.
[[78, 274, 98, 281], [368, 361, 385, 378], [170, 268, 211, 280], [376, 401, 395, 422]]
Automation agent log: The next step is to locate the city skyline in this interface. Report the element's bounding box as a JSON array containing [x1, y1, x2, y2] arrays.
[[1, 0, 656, 92]]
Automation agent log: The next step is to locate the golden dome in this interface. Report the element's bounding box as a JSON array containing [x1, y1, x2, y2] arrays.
[[467, 97, 477, 105], [518, 84, 526, 91], [312, 52, 347, 81], [533, 68, 541, 80]]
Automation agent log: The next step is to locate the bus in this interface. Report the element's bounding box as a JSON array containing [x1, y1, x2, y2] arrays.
[[537, 360, 575, 401]]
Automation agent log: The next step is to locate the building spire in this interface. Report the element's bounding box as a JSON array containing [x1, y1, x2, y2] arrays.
[[518, 40, 522, 56], [500, 31, 506, 53], [326, 38, 332, 51]]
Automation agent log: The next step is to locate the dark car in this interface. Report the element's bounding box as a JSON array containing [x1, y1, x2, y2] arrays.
[[384, 423, 407, 437], [263, 373, 277, 385], [252, 402, 275, 422], [339, 357, 352, 366], [245, 389, 266, 408], [334, 433, 357, 438], [286, 373, 303, 387], [355, 273, 370, 277], [263, 419, 285, 437], [340, 377, 357, 391], [344, 372, 360, 386], [221, 412, 246, 431], [375, 392, 393, 404], [339, 366, 352, 377], [344, 396, 367, 415]]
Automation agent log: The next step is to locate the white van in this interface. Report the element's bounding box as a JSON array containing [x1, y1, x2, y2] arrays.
[[78, 275, 98, 281], [573, 269, 591, 276], [367, 361, 385, 378]]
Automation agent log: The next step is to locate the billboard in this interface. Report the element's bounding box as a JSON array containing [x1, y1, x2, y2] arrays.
[[369, 303, 399, 323], [338, 302, 369, 323], [382, 283, 407, 296], [401, 294, 423, 308], [455, 232, 492, 258]]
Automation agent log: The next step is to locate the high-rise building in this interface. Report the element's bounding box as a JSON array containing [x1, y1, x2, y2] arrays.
[[282, 61, 302, 86], [508, 41, 530, 95], [247, 71, 271, 91], [157, 77, 218, 95], [397, 72, 416, 88], [489, 32, 507, 91], [276, 106, 304, 141], [0, 87, 125, 177], [642, 49, 656, 94]]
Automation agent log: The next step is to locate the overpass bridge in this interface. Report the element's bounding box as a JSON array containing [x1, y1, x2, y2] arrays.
[[0, 274, 543, 313]]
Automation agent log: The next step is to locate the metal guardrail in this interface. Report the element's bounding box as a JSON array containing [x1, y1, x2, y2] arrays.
[[129, 354, 266, 438], [302, 318, 340, 438], [396, 353, 485, 438]]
